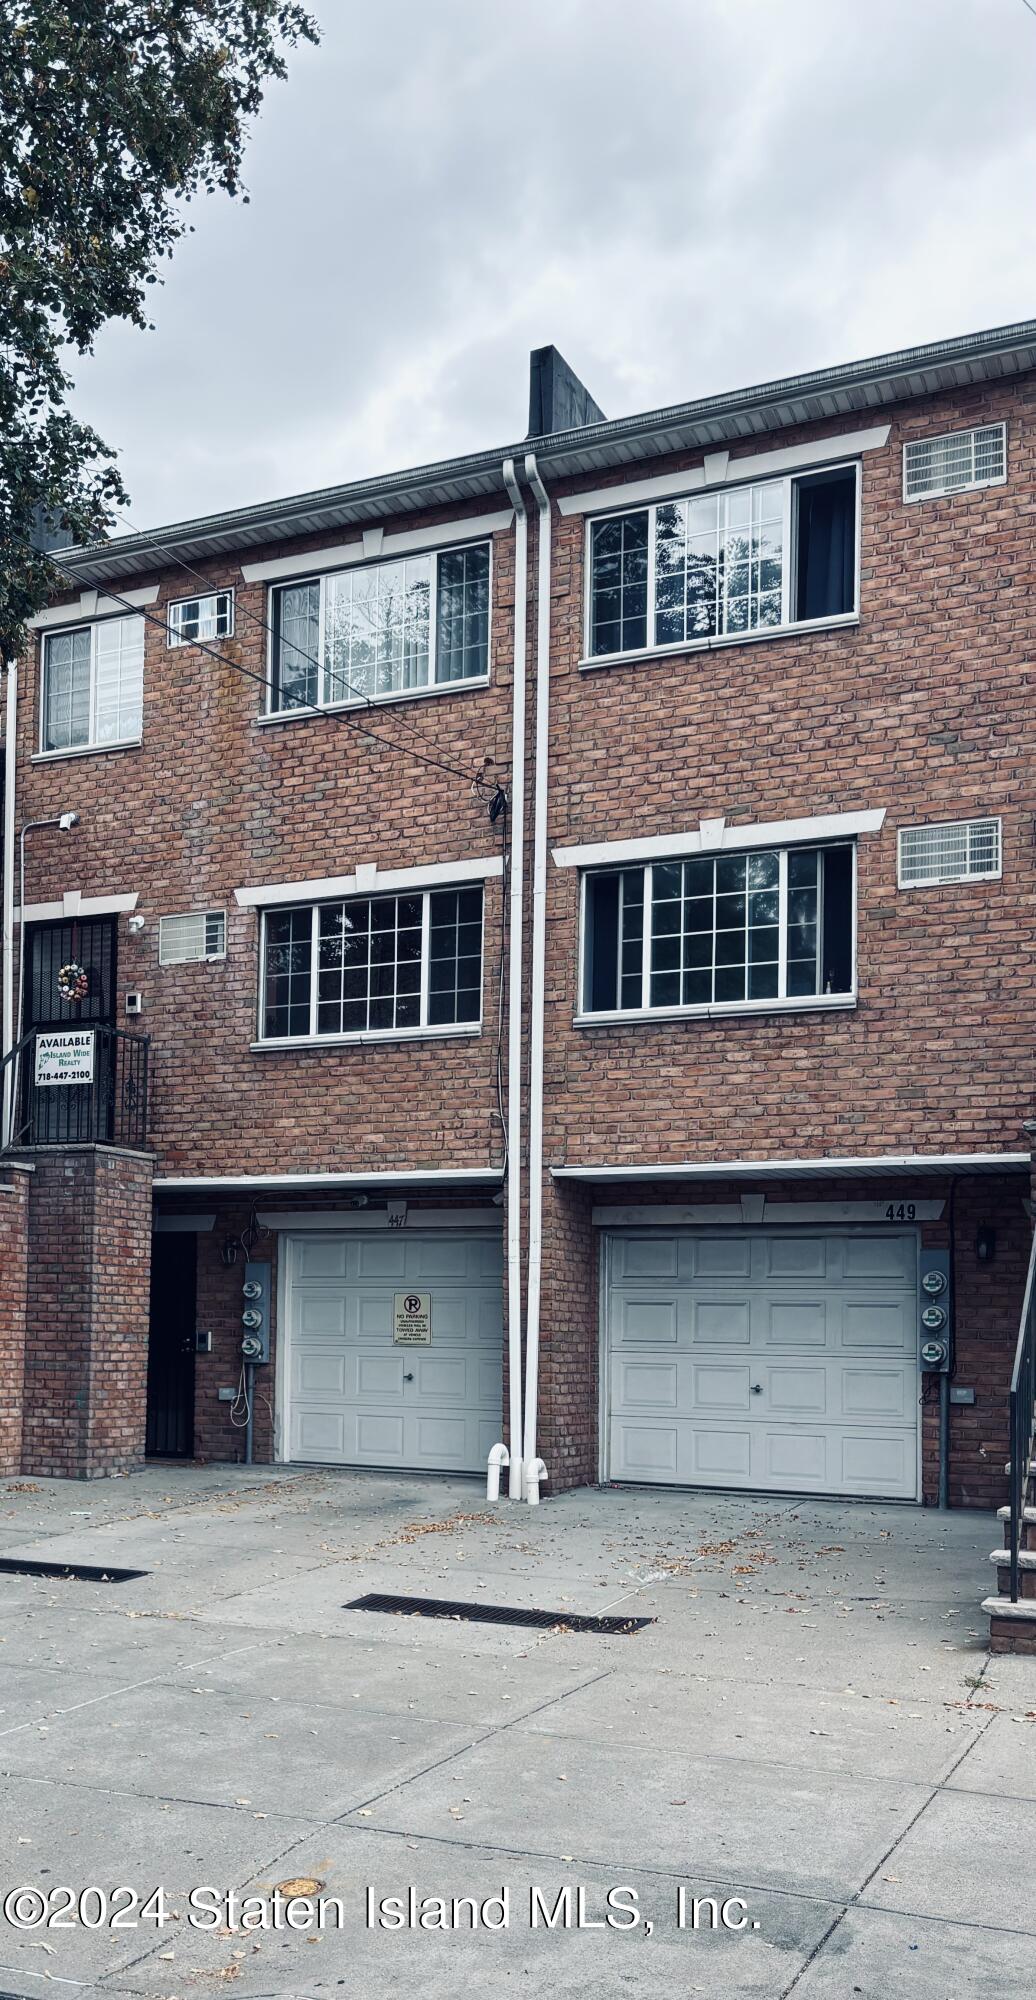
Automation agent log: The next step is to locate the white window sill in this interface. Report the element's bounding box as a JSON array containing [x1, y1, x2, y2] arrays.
[[251, 1022, 482, 1051], [578, 612, 860, 673], [255, 675, 490, 726], [574, 993, 858, 1027], [33, 739, 143, 763]]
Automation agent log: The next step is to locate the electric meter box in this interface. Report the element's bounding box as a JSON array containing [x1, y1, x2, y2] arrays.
[[241, 1260, 271, 1363], [918, 1248, 952, 1373]]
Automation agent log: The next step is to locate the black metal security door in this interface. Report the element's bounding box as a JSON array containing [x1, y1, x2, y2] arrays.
[[22, 917, 117, 1142], [146, 1234, 197, 1459]]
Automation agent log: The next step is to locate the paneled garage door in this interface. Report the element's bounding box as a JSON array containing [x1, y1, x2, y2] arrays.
[[605, 1229, 919, 1498], [285, 1231, 503, 1472]]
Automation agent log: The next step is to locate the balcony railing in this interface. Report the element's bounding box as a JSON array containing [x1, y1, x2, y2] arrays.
[[1007, 1231, 1036, 1601], [0, 1025, 150, 1152]]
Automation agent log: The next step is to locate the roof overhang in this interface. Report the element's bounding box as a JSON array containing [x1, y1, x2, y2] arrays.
[[52, 319, 1036, 586], [552, 1153, 1031, 1183], [153, 1167, 503, 1196]]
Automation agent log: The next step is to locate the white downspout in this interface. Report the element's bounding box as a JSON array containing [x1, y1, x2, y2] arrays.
[[1, 661, 17, 1147], [523, 452, 551, 1499], [500, 458, 527, 1498]]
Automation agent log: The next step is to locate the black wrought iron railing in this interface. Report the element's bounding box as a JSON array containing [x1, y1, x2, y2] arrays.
[[0, 1025, 150, 1152], [1007, 1232, 1036, 1602]]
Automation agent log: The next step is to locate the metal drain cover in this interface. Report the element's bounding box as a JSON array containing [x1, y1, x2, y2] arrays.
[[0, 1557, 147, 1583], [344, 1592, 652, 1634]]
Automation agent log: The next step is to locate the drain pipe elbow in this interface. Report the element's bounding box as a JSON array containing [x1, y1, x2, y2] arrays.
[[524, 1457, 549, 1506], [486, 1441, 510, 1503]]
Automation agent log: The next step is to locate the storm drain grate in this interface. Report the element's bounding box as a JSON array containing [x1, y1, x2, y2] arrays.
[[0, 1557, 147, 1583], [344, 1592, 653, 1635]]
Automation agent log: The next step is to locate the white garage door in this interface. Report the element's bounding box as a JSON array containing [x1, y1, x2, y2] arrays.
[[606, 1229, 919, 1499], [285, 1231, 503, 1472]]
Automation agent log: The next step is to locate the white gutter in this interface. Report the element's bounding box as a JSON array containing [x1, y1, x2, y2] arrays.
[[1, 662, 16, 1145], [522, 452, 551, 1500], [500, 459, 528, 1499]]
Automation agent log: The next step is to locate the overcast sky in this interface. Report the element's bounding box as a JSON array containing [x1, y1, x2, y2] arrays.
[[70, 0, 1036, 532]]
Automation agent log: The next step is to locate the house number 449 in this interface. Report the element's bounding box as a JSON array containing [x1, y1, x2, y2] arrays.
[[884, 1202, 917, 1221]]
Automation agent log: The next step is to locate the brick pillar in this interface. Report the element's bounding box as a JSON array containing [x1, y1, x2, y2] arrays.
[[538, 1174, 598, 1491], [16, 1146, 154, 1479], [0, 1166, 32, 1475]]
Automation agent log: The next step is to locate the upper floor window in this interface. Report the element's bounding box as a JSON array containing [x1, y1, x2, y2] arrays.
[[269, 541, 491, 713], [41, 614, 144, 754], [903, 423, 1006, 503], [581, 844, 854, 1018], [587, 465, 858, 660], [168, 590, 234, 646], [260, 884, 484, 1041], [897, 818, 1001, 888]]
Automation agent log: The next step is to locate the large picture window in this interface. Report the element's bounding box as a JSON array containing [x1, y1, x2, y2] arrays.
[[41, 614, 145, 753], [581, 845, 854, 1017], [587, 465, 858, 660], [261, 885, 484, 1041], [269, 541, 491, 712]]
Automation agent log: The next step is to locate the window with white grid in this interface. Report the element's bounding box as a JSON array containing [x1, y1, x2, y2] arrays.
[[158, 912, 227, 964], [903, 424, 1006, 502], [897, 819, 1002, 888], [41, 614, 145, 753], [260, 886, 483, 1040]]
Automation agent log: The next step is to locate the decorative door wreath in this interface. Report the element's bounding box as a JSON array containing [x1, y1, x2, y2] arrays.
[[57, 960, 90, 1005]]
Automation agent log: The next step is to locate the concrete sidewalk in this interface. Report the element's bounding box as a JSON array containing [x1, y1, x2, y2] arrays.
[[0, 1465, 1029, 1998]]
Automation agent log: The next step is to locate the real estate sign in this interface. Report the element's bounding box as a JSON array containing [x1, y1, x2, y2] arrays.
[[34, 1029, 96, 1087]]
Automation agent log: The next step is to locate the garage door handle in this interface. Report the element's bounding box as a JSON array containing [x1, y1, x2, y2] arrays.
[[403, 1372, 415, 1382], [750, 1382, 762, 1394]]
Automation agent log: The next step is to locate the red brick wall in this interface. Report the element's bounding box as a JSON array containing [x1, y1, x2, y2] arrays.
[[0, 1169, 31, 1475], [18, 1147, 153, 1477], [15, 501, 516, 1183], [542, 381, 1036, 1173]]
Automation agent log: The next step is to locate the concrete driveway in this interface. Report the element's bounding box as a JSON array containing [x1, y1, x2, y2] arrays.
[[0, 1465, 1029, 1999]]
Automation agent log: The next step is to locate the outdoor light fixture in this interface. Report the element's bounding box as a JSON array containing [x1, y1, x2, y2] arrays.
[[127, 913, 145, 934]]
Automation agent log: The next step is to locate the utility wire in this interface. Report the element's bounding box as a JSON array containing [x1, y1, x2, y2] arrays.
[[11, 530, 483, 790]]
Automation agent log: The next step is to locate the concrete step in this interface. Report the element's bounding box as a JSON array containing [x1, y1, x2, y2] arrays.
[[996, 1506, 1036, 1523], [984, 1596, 1036, 1619], [990, 1547, 1036, 1568]]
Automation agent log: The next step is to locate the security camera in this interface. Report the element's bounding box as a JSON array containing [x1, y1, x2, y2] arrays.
[[127, 914, 145, 934], [58, 811, 79, 831]]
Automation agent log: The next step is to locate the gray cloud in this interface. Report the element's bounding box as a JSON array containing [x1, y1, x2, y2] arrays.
[[69, 0, 1036, 530]]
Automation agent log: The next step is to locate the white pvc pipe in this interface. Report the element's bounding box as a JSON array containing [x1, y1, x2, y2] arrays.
[[486, 1441, 509, 1502], [1, 662, 16, 1146], [522, 452, 551, 1500], [525, 1457, 549, 1506], [501, 458, 527, 1499]]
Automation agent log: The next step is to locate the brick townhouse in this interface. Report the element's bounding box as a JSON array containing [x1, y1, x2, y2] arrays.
[[1, 321, 1035, 1639]]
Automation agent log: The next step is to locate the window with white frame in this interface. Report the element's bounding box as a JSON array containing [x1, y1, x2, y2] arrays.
[[581, 844, 855, 1016], [897, 818, 1001, 888], [269, 541, 491, 712], [41, 614, 144, 752], [260, 884, 484, 1040], [158, 911, 227, 964], [168, 590, 234, 646], [903, 423, 1006, 503], [587, 465, 858, 659]]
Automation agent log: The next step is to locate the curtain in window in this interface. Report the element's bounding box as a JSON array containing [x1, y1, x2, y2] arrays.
[[796, 475, 854, 621], [274, 582, 320, 710], [93, 616, 144, 742], [43, 627, 92, 750]]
